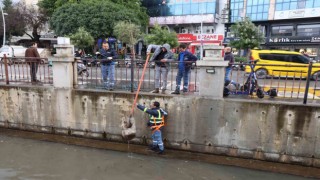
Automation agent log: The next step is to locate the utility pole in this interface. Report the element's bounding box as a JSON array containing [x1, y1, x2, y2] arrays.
[[0, 4, 6, 46], [200, 13, 203, 60]]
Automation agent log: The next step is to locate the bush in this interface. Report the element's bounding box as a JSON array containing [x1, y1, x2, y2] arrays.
[[235, 56, 247, 62]]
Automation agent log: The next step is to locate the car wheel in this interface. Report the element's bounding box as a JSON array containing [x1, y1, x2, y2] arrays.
[[255, 68, 268, 79], [311, 71, 320, 81]]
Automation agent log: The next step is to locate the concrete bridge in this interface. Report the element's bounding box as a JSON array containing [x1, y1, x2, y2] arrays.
[[0, 38, 319, 177]]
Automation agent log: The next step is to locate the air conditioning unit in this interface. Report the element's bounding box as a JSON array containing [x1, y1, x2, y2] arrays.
[[181, 29, 188, 33], [206, 29, 215, 33], [227, 32, 234, 37], [195, 30, 200, 34]]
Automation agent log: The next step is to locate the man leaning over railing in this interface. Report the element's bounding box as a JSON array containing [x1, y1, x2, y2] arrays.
[[25, 42, 41, 84], [147, 43, 175, 94], [171, 44, 198, 94]]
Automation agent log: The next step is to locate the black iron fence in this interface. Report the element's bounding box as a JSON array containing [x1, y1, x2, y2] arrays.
[[76, 58, 199, 93], [228, 62, 320, 104], [0, 56, 52, 85]]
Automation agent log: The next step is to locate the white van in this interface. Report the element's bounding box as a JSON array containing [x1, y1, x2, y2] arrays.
[[0, 46, 15, 58]]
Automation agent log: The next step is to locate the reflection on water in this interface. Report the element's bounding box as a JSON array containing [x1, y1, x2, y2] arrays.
[[0, 135, 314, 180]]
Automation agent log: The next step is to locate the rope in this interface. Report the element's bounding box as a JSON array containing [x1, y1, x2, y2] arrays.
[[130, 54, 151, 117]]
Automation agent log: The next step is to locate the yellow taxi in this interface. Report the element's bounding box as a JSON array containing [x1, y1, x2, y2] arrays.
[[245, 50, 320, 80]]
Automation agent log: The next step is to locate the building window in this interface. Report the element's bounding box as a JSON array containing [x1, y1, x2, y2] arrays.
[[143, 0, 217, 17], [246, 0, 269, 21], [297, 24, 320, 36], [230, 0, 244, 22], [275, 0, 320, 10], [271, 26, 294, 36]]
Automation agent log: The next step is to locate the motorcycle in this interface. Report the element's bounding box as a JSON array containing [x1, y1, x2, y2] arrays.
[[232, 61, 245, 71], [77, 62, 89, 78]]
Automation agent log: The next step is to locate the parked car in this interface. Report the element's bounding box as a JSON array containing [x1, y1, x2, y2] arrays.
[[245, 49, 320, 80], [0, 46, 14, 58]]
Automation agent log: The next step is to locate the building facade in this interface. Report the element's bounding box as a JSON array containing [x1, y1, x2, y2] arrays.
[[143, 0, 226, 55], [224, 0, 320, 60]]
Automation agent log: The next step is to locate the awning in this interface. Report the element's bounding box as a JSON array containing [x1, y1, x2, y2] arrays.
[[178, 40, 192, 43]]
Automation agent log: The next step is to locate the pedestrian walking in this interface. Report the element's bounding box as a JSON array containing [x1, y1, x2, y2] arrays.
[[171, 44, 197, 94], [137, 101, 168, 154], [99, 41, 118, 90], [25, 42, 41, 83], [147, 44, 175, 94]]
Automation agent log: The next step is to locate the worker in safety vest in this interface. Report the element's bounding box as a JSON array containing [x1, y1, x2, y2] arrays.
[[137, 101, 168, 154]]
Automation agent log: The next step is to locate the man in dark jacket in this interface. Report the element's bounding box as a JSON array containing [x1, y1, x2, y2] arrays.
[[137, 101, 168, 154], [98, 41, 118, 90], [147, 44, 175, 94], [171, 44, 198, 94], [224, 47, 237, 86], [25, 42, 41, 83]]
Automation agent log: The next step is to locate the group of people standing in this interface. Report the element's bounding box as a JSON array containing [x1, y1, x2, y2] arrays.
[[96, 41, 198, 93], [146, 43, 198, 94]]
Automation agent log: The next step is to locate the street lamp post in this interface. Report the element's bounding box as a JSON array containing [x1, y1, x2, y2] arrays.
[[0, 4, 6, 46], [200, 16, 203, 60]]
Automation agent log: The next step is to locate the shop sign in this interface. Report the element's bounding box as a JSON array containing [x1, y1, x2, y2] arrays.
[[178, 34, 197, 42], [196, 34, 224, 41], [274, 7, 320, 20], [267, 36, 320, 44]]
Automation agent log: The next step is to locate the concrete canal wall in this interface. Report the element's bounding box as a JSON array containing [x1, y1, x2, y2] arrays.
[[0, 85, 319, 167]]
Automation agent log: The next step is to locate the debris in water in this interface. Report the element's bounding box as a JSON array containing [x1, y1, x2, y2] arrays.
[[121, 116, 136, 140]]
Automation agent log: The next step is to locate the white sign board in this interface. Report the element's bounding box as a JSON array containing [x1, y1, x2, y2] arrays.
[[274, 8, 320, 20]]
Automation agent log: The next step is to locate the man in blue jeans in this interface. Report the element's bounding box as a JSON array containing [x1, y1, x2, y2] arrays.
[[224, 47, 238, 87], [99, 41, 118, 90], [171, 44, 198, 94], [137, 101, 168, 154]]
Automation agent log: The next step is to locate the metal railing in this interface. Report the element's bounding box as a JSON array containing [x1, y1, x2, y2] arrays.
[[76, 58, 199, 93], [0, 55, 53, 85], [228, 62, 319, 103]]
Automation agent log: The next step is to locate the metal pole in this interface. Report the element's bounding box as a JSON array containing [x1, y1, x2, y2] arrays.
[[0, 5, 5, 46], [303, 62, 312, 104], [4, 54, 9, 84], [200, 14, 203, 60]]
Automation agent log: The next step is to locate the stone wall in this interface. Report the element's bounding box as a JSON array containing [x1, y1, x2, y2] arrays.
[[0, 85, 319, 167]]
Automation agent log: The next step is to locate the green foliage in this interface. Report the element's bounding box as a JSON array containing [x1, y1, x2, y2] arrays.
[[113, 21, 141, 46], [69, 27, 94, 49], [3, 0, 13, 11], [144, 24, 179, 48], [50, 1, 148, 39], [38, 0, 58, 16], [234, 56, 247, 62], [230, 17, 264, 51]]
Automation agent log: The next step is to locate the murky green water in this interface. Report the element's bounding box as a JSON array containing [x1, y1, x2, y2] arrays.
[[0, 135, 315, 180]]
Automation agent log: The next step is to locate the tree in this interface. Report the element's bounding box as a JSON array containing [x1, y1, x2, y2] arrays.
[[0, 2, 26, 44], [113, 21, 142, 59], [50, 1, 147, 39], [3, 0, 13, 11], [144, 24, 179, 48], [69, 27, 94, 50], [15, 2, 49, 44], [229, 17, 264, 56]]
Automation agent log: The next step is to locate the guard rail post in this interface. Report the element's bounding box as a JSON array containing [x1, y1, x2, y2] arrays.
[[196, 45, 227, 98], [52, 37, 75, 88], [3, 54, 9, 84], [303, 62, 312, 104]]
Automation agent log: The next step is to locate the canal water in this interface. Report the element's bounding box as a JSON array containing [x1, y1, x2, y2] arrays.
[[0, 134, 315, 180]]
